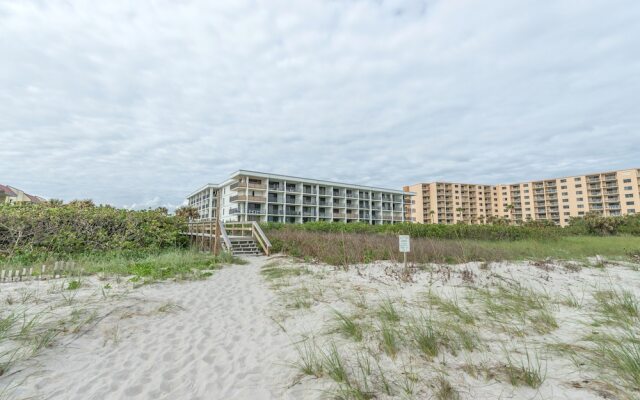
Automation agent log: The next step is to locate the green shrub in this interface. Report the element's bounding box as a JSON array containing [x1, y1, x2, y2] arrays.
[[262, 221, 565, 241], [0, 203, 187, 261]]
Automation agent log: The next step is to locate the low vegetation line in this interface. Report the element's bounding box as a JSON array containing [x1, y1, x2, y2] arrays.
[[265, 228, 640, 265]]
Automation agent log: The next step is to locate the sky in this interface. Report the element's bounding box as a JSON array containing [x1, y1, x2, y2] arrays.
[[1, 0, 639, 210]]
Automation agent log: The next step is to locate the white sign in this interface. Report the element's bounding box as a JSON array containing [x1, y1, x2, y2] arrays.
[[399, 235, 410, 253]]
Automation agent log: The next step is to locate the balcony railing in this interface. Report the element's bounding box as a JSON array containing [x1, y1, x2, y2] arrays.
[[230, 195, 266, 203], [231, 182, 267, 190]]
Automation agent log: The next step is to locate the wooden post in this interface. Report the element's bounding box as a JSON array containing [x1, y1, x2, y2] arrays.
[[214, 189, 221, 256]]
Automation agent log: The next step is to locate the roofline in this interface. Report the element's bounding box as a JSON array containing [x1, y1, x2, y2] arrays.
[[186, 183, 219, 199], [230, 170, 410, 195], [405, 167, 640, 189]]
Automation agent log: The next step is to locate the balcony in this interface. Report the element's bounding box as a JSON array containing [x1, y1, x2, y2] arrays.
[[333, 212, 346, 219], [231, 182, 267, 190], [230, 195, 266, 203], [302, 200, 317, 206], [286, 187, 300, 193], [246, 209, 264, 215]]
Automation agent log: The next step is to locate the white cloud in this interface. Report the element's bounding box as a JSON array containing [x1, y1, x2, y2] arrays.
[[1, 0, 639, 207]]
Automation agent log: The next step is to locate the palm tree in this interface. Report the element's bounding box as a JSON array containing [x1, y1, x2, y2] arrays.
[[154, 206, 169, 215], [68, 199, 95, 208], [505, 203, 515, 224], [46, 198, 64, 207], [175, 206, 200, 220]]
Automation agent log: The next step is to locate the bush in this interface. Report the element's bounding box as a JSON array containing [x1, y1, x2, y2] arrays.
[[567, 212, 640, 236], [262, 221, 564, 241], [0, 203, 188, 260]]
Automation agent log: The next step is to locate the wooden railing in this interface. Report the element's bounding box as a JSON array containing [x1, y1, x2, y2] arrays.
[[219, 221, 232, 251], [186, 220, 271, 255], [225, 222, 272, 256], [251, 222, 272, 256]]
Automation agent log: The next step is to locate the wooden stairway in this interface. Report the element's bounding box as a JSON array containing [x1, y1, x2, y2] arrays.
[[229, 237, 262, 256]]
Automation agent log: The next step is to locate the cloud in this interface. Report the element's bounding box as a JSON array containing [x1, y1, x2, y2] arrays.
[[1, 0, 639, 208]]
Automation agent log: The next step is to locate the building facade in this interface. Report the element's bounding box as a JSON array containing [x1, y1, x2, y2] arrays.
[[405, 168, 640, 226], [0, 184, 45, 205], [188, 170, 412, 224]]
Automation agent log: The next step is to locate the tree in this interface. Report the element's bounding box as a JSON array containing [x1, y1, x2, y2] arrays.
[[46, 199, 64, 207], [154, 207, 169, 215], [505, 203, 516, 224], [68, 199, 95, 208], [175, 206, 199, 220]]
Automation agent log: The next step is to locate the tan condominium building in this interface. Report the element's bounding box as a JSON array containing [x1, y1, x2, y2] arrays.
[[404, 168, 640, 227], [188, 170, 412, 224]]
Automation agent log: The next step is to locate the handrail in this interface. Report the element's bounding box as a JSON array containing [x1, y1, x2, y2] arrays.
[[218, 221, 232, 251], [251, 222, 271, 256]]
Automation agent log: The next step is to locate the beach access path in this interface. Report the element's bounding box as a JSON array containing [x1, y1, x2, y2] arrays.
[[13, 256, 300, 400]]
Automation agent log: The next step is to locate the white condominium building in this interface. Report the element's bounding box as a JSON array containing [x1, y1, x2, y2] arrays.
[[187, 170, 411, 224]]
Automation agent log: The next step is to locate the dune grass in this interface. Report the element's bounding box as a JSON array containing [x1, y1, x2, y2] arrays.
[[267, 229, 640, 265], [1, 249, 242, 282], [333, 310, 364, 342]]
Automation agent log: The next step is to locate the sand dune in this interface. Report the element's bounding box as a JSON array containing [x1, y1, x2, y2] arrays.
[[8, 257, 297, 400]]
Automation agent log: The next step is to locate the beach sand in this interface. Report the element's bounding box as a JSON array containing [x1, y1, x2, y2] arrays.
[[4, 256, 297, 400], [2, 255, 639, 399]]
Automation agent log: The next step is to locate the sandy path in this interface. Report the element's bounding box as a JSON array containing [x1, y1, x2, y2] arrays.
[[14, 256, 297, 400]]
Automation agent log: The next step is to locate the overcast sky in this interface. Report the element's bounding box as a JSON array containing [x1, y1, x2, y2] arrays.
[[1, 0, 639, 209]]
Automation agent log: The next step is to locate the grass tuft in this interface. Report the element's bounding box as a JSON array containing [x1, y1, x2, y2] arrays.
[[333, 310, 363, 342]]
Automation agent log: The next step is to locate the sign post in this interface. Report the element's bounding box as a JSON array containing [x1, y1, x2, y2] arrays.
[[399, 235, 410, 268]]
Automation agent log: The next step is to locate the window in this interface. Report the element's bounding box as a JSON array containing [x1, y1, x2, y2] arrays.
[[561, 185, 567, 189], [578, 211, 584, 215], [627, 201, 635, 206], [630, 209, 636, 214], [625, 194, 633, 198], [564, 212, 570, 215], [625, 186, 633, 190], [574, 177, 581, 181], [577, 198, 583, 202], [563, 205, 570, 209], [576, 184, 582, 188], [576, 191, 583, 195], [560, 179, 567, 183], [524, 189, 530, 193], [624, 178, 632, 183], [562, 192, 568, 196], [525, 201, 530, 205], [578, 204, 584, 208]]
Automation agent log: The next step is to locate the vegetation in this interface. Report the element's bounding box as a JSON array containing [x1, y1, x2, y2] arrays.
[[0, 203, 187, 262], [265, 228, 640, 265], [263, 212, 640, 240]]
